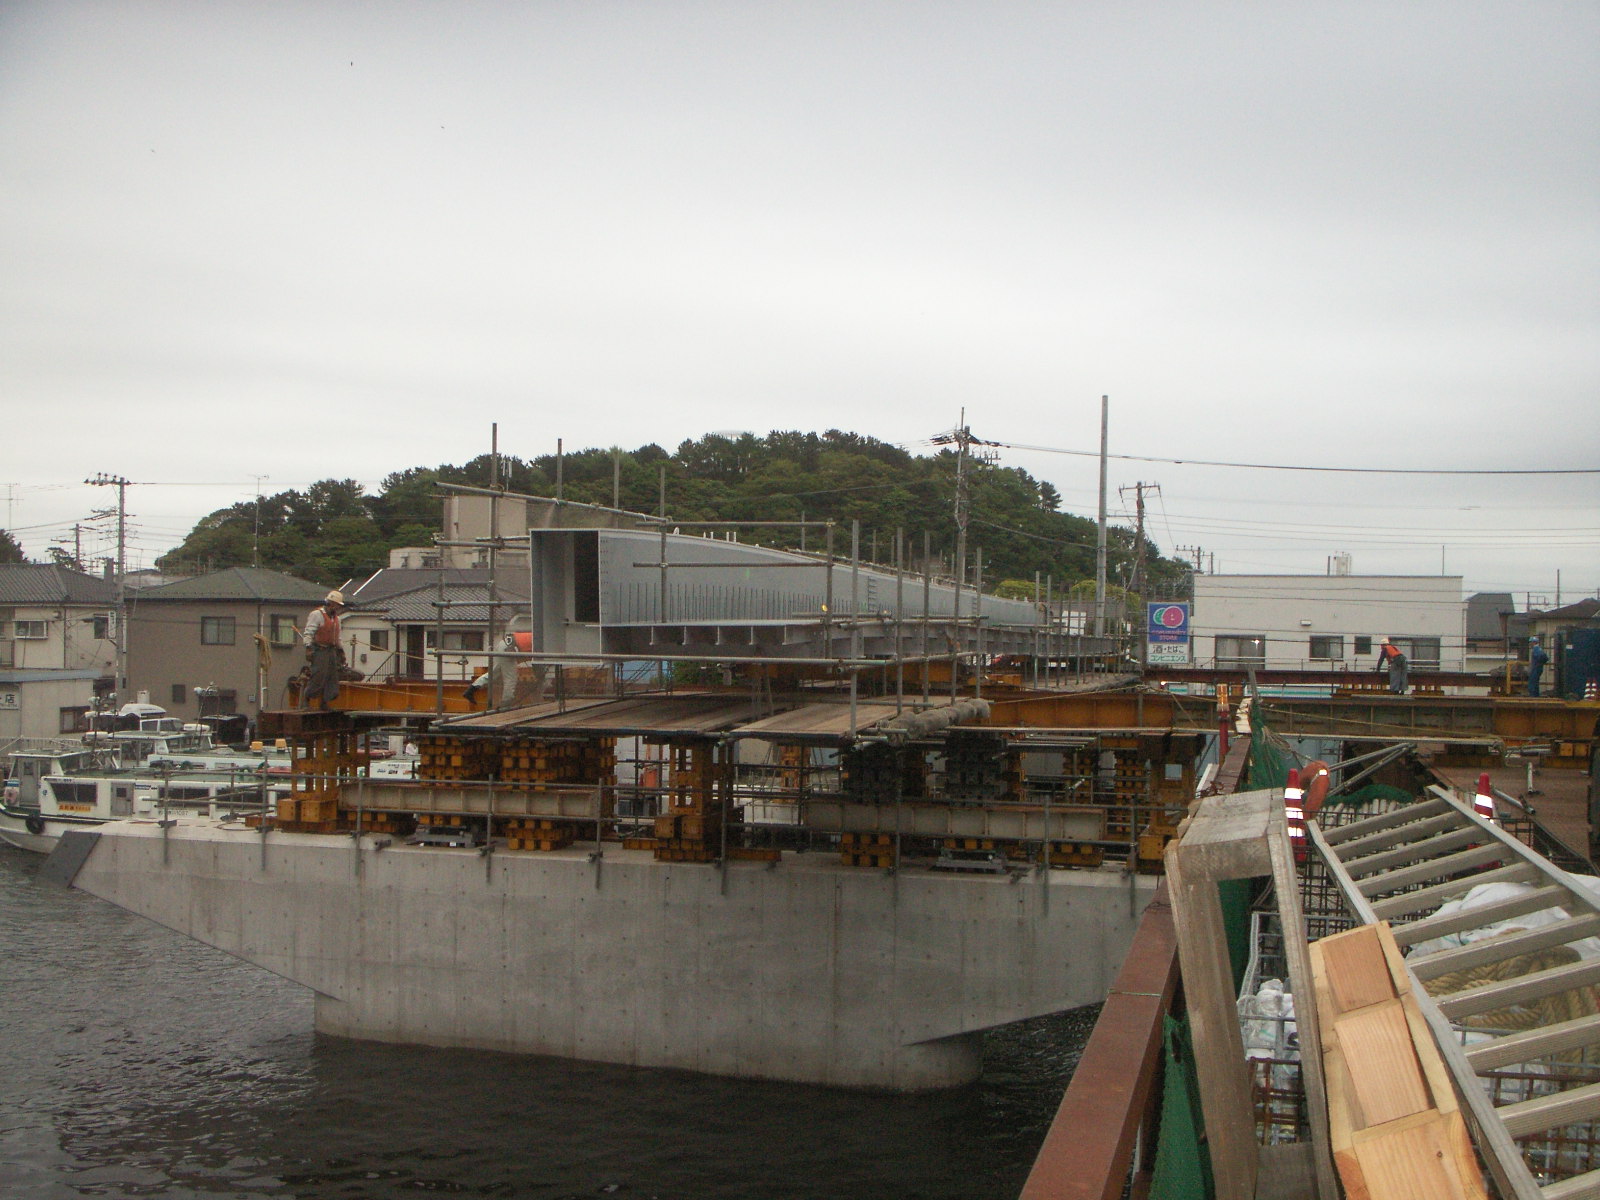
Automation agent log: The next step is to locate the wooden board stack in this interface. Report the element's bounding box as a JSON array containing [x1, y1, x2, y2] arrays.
[[1310, 921, 1488, 1200]]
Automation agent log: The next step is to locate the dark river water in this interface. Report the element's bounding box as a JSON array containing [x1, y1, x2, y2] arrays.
[[0, 846, 1096, 1199]]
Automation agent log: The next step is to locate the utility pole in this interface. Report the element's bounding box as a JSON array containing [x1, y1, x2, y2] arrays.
[[250, 474, 269, 568], [1119, 480, 1160, 669], [1094, 396, 1109, 639], [953, 408, 970, 586], [86, 473, 129, 697]]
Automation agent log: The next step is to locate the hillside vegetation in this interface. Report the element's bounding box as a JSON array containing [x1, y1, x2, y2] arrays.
[[152, 430, 1190, 600]]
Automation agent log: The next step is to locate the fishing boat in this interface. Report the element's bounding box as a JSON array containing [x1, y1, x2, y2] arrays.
[[1, 739, 286, 854]]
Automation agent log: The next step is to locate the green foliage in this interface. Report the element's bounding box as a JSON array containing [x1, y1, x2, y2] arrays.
[[156, 431, 1191, 592], [0, 528, 26, 564]]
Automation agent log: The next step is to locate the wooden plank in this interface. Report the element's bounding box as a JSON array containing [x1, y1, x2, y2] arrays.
[[1433, 956, 1600, 1021], [1165, 832, 1258, 1200], [1265, 794, 1340, 1198], [1338, 811, 1469, 862], [1323, 797, 1452, 845], [1391, 884, 1572, 948], [1344, 825, 1488, 880], [1356, 842, 1510, 897], [1313, 922, 1488, 1200], [1256, 1142, 1317, 1200], [1370, 862, 1540, 921], [1541, 1167, 1600, 1200], [1463, 1013, 1600, 1072], [1335, 1001, 1432, 1125], [1409, 913, 1600, 983], [1318, 924, 1401, 1014], [1498, 1080, 1600, 1140], [1413, 1000, 1547, 1200], [1348, 1114, 1486, 1200]]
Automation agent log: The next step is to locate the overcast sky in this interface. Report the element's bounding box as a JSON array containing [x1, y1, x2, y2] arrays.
[[3, 1, 1596, 602]]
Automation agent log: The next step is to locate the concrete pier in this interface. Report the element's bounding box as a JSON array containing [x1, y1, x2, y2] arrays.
[[54, 822, 1155, 1090]]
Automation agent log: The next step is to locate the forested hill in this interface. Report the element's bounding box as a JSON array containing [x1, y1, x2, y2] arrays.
[[152, 430, 1191, 598]]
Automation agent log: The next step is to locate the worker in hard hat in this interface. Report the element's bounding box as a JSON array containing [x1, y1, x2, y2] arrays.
[[300, 590, 347, 710], [1527, 637, 1548, 698], [1375, 637, 1407, 695]]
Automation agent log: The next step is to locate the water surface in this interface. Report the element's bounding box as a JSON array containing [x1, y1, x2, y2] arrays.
[[0, 846, 1095, 1198]]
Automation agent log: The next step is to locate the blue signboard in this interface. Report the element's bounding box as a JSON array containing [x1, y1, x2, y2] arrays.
[[1147, 602, 1190, 665], [1147, 603, 1190, 642]]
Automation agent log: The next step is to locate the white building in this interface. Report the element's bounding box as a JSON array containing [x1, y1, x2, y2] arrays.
[[1190, 574, 1466, 673]]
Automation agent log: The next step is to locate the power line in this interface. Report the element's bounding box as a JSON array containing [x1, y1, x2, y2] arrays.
[[969, 435, 1600, 476]]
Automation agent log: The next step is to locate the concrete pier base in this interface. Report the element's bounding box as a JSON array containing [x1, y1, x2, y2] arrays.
[[58, 823, 1155, 1090]]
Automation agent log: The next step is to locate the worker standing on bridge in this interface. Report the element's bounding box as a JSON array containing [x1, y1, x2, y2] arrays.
[[1376, 638, 1408, 695], [300, 590, 346, 711], [1528, 637, 1549, 698]]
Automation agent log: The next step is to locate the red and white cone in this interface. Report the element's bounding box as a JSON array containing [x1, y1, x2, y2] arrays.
[[1473, 772, 1496, 823], [1284, 768, 1307, 856]]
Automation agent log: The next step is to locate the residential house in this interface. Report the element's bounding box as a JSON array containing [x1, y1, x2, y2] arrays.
[[1190, 574, 1466, 675], [0, 564, 118, 737], [1464, 592, 1530, 679], [342, 567, 530, 683], [1526, 598, 1600, 698], [125, 567, 329, 721]]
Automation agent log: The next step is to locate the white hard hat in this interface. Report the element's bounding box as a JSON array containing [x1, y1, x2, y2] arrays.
[[325, 590, 345, 605]]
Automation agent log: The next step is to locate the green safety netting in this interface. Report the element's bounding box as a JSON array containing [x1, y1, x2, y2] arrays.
[[1148, 1015, 1214, 1199], [1245, 713, 1413, 809]]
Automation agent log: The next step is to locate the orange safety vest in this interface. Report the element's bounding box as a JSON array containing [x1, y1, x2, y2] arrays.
[[313, 608, 342, 646], [507, 631, 533, 652]]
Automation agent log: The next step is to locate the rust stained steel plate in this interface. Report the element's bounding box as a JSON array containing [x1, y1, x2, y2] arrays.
[[734, 703, 901, 739], [511, 694, 768, 735], [439, 698, 613, 729]]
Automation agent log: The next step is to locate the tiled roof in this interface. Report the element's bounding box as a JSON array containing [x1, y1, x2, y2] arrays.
[[0, 564, 118, 606], [348, 567, 529, 603], [1532, 597, 1600, 623], [365, 582, 529, 625], [131, 566, 329, 604], [1465, 592, 1521, 640]]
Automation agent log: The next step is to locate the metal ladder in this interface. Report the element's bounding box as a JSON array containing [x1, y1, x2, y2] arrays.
[[1311, 785, 1600, 1200]]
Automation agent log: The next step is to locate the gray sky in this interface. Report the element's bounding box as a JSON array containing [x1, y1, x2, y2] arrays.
[[3, 1, 1596, 601]]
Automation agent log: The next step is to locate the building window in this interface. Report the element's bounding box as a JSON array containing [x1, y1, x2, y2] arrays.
[[425, 630, 485, 652], [197, 687, 238, 715], [92, 614, 111, 640], [1391, 636, 1442, 671], [14, 620, 46, 639], [59, 707, 90, 733], [1309, 635, 1344, 661], [1354, 636, 1373, 656], [172, 683, 186, 704], [201, 616, 236, 645], [1216, 635, 1266, 668], [369, 629, 390, 651], [269, 614, 298, 646]]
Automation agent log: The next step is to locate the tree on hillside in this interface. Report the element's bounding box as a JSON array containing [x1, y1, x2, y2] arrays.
[[0, 529, 26, 564], [156, 432, 1193, 595]]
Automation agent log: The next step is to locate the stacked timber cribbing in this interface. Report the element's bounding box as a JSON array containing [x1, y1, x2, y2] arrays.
[[503, 817, 576, 851], [413, 734, 619, 787], [943, 731, 1007, 798], [841, 831, 894, 867], [417, 734, 496, 781], [841, 742, 901, 803], [497, 736, 617, 788]]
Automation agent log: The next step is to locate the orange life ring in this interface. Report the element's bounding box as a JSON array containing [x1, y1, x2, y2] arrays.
[[1301, 760, 1332, 818]]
